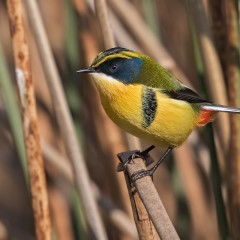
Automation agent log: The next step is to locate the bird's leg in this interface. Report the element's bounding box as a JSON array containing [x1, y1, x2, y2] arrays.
[[131, 146, 173, 182], [134, 145, 155, 158]]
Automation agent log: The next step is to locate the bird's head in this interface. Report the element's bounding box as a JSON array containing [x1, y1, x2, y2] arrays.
[[77, 47, 146, 84]]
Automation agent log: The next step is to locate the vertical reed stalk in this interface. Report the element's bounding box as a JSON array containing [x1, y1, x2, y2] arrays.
[[6, 0, 51, 239], [94, 0, 115, 49], [188, 0, 230, 157], [23, 0, 107, 239], [225, 1, 240, 238]]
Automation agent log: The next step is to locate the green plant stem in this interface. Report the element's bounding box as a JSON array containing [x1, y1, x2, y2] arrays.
[[207, 124, 229, 240]]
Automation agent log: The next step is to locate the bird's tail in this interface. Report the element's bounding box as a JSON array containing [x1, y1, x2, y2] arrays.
[[197, 104, 240, 127], [201, 104, 240, 114]]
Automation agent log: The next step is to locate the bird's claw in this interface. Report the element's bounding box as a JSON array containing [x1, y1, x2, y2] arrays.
[[117, 149, 154, 172], [116, 150, 140, 172], [130, 151, 154, 166], [124, 152, 142, 166], [131, 169, 152, 182], [122, 151, 145, 168], [123, 157, 134, 168]]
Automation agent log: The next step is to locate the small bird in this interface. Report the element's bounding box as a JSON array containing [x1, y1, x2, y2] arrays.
[[78, 47, 240, 181]]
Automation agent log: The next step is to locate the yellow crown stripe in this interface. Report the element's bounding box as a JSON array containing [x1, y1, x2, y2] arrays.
[[92, 51, 140, 67], [123, 51, 140, 58], [92, 54, 130, 67]]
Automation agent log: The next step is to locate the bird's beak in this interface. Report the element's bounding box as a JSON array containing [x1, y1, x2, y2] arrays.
[[77, 67, 95, 74]]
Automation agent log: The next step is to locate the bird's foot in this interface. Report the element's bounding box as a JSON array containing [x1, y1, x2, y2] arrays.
[[129, 150, 154, 166], [131, 169, 154, 182], [117, 150, 140, 172], [131, 146, 173, 181], [116, 148, 154, 172]]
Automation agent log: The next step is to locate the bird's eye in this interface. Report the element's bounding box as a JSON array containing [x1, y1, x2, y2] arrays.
[[109, 63, 119, 73]]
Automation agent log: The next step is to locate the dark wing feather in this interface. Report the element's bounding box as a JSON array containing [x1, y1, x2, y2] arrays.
[[163, 87, 211, 104]]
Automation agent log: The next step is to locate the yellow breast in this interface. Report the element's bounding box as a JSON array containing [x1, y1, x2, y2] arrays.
[[92, 74, 199, 147]]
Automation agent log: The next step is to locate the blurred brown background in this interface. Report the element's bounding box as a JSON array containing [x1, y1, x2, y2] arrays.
[[0, 0, 239, 239]]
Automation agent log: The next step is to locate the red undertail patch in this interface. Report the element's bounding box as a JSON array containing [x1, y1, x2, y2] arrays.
[[197, 110, 216, 127]]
